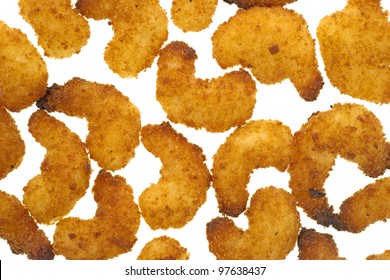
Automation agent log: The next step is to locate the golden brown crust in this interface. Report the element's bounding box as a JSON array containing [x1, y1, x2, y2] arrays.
[[223, 0, 297, 9], [157, 41, 257, 132], [137, 236, 190, 260], [19, 0, 90, 58], [317, 0, 390, 104], [206, 186, 300, 260], [340, 177, 390, 233], [212, 7, 323, 101], [0, 107, 25, 180], [76, 0, 168, 77], [139, 122, 211, 230], [298, 228, 345, 260], [0, 190, 54, 260], [212, 120, 293, 216], [23, 110, 91, 224], [171, 0, 218, 32], [289, 103, 390, 230], [0, 21, 48, 112], [367, 249, 390, 260], [37, 77, 141, 171], [53, 170, 140, 260]]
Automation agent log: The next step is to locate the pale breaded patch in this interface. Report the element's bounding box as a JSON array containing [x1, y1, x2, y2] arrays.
[[53, 170, 140, 260], [0, 107, 25, 180], [137, 236, 189, 260], [298, 228, 345, 260], [139, 122, 211, 230], [23, 110, 91, 224], [289, 103, 390, 230], [76, 0, 168, 77], [212, 7, 323, 101], [212, 120, 293, 217], [171, 0, 218, 32], [19, 0, 90, 58], [157, 41, 256, 132], [317, 0, 390, 104], [0, 190, 54, 260], [223, 0, 297, 9], [0, 21, 47, 112], [206, 186, 300, 260], [37, 77, 141, 171]]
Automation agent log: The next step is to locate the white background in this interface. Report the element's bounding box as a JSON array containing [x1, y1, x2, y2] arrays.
[[1, 0, 390, 278]]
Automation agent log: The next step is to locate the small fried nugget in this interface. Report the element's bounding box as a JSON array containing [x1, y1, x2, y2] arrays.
[[339, 177, 390, 233], [171, 0, 218, 32], [223, 0, 297, 9], [137, 236, 190, 260], [157, 41, 257, 132], [37, 77, 141, 171], [212, 120, 292, 217], [76, 0, 168, 77], [206, 186, 300, 260], [212, 7, 323, 101], [19, 0, 90, 58], [0, 107, 25, 180], [0, 21, 48, 112], [298, 228, 345, 260], [367, 250, 390, 260], [289, 103, 390, 230], [0, 190, 54, 260], [139, 122, 211, 230], [317, 0, 390, 104], [53, 170, 140, 260], [23, 110, 91, 224]]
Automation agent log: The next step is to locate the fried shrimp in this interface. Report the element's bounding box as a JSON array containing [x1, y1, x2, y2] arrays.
[[212, 7, 323, 101], [206, 187, 300, 260], [0, 21, 48, 112], [171, 0, 218, 32], [137, 236, 190, 260], [339, 177, 390, 233], [157, 41, 257, 132], [53, 170, 140, 260], [317, 0, 390, 104], [37, 77, 141, 171], [212, 120, 293, 217], [367, 250, 390, 260], [297, 228, 345, 260], [23, 110, 91, 224], [75, 0, 168, 77], [0, 190, 54, 260], [19, 0, 90, 58], [289, 103, 390, 230], [223, 0, 297, 9], [139, 122, 211, 230], [0, 107, 25, 180]]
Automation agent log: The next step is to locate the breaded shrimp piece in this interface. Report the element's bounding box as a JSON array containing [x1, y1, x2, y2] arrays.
[[0, 21, 48, 112], [137, 236, 190, 260], [367, 250, 390, 260], [206, 186, 300, 260], [298, 228, 345, 260], [223, 0, 297, 9], [37, 77, 141, 171], [0, 190, 54, 260], [317, 0, 390, 104], [23, 110, 91, 224], [339, 177, 390, 233], [139, 122, 211, 230], [212, 120, 293, 217], [212, 7, 323, 101], [289, 103, 390, 230], [19, 0, 90, 58], [76, 0, 168, 77], [0, 107, 25, 180], [157, 41, 257, 132], [171, 0, 218, 32], [53, 170, 140, 260]]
